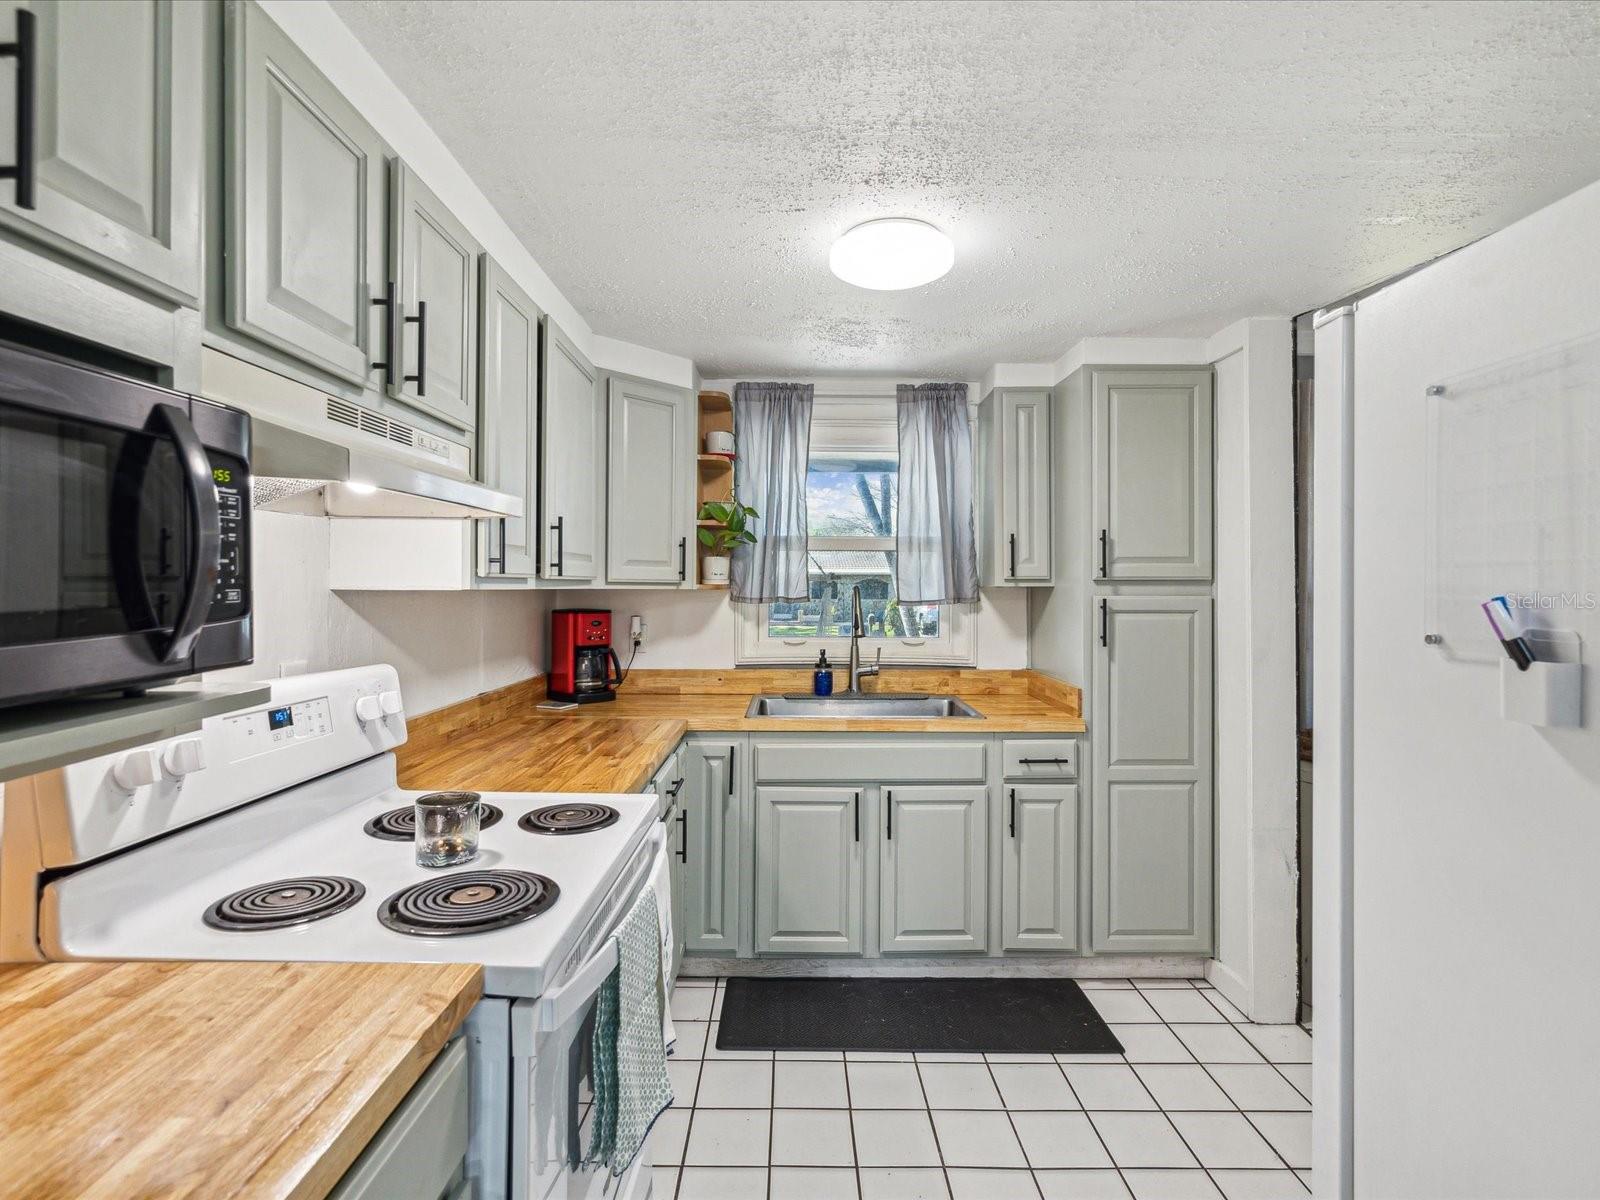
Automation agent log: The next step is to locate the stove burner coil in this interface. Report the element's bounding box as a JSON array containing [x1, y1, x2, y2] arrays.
[[376, 870, 560, 936], [203, 876, 365, 931], [364, 800, 503, 841], [518, 802, 620, 835]]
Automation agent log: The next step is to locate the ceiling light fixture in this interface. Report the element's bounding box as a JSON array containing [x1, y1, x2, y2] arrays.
[[829, 218, 954, 291]]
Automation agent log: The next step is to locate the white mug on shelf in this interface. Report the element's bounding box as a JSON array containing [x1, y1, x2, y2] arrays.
[[705, 430, 735, 456]]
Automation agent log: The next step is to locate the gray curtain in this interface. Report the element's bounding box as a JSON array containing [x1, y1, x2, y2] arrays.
[[732, 382, 813, 603], [896, 382, 978, 604]]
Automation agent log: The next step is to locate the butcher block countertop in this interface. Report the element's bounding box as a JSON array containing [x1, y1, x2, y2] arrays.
[[0, 960, 482, 1200], [397, 669, 1083, 795]]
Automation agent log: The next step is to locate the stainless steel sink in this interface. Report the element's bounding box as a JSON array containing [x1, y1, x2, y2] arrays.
[[744, 693, 984, 719]]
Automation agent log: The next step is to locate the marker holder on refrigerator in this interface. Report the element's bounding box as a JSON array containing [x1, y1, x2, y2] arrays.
[[1500, 628, 1582, 728]]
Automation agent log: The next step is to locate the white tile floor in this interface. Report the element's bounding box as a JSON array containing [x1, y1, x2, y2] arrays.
[[652, 976, 1312, 1200]]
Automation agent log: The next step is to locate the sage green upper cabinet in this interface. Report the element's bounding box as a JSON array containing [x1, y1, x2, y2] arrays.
[[980, 387, 1052, 585], [606, 376, 691, 585], [0, 0, 202, 304], [476, 255, 540, 578], [538, 316, 599, 581], [880, 785, 987, 953], [224, 0, 386, 389], [755, 786, 862, 955], [387, 160, 479, 431], [1001, 783, 1080, 952], [1092, 368, 1213, 581], [1091, 594, 1214, 954], [682, 737, 741, 954]]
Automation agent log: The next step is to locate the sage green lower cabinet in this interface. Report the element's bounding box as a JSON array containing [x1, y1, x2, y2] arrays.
[[1091, 595, 1214, 953], [1001, 783, 1080, 951], [681, 738, 741, 954], [880, 786, 987, 953], [755, 786, 863, 955]]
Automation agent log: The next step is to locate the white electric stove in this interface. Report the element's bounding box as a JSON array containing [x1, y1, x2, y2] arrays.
[[0, 665, 665, 1200]]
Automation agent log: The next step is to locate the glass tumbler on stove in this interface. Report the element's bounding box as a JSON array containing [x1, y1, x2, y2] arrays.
[[414, 791, 482, 868]]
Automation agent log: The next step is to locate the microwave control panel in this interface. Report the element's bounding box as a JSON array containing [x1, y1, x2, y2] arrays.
[[209, 452, 250, 619], [219, 697, 333, 762]]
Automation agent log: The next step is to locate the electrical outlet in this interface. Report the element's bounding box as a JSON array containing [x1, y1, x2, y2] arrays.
[[630, 615, 645, 646]]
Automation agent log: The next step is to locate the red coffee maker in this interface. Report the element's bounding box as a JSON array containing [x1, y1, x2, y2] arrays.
[[548, 609, 622, 703]]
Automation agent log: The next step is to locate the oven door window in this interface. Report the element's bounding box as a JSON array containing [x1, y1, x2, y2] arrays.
[[0, 403, 190, 646]]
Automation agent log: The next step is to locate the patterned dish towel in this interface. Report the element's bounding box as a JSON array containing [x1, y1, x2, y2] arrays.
[[584, 886, 673, 1175]]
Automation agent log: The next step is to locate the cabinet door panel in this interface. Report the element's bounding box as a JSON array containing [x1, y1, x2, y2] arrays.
[[476, 256, 540, 578], [1001, 389, 1051, 581], [1002, 783, 1079, 951], [880, 785, 986, 953], [1092, 596, 1213, 953], [538, 317, 598, 580], [226, 0, 386, 386], [0, 0, 201, 303], [683, 740, 740, 953], [1093, 369, 1213, 580], [607, 377, 689, 584], [390, 160, 479, 430], [756, 786, 862, 955]]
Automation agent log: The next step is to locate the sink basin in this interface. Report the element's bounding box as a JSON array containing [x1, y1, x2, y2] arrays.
[[744, 693, 984, 719]]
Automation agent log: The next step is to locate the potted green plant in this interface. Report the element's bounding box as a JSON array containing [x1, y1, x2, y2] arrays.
[[697, 498, 758, 584]]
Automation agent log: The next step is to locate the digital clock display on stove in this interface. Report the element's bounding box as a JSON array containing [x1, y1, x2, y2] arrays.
[[267, 707, 294, 731]]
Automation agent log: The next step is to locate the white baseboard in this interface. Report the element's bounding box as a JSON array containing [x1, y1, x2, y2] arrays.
[[1205, 957, 1252, 1015], [681, 955, 1210, 979]]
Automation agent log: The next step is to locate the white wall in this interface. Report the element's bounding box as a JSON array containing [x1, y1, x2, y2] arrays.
[[1206, 319, 1299, 1024], [1344, 178, 1600, 1197], [208, 513, 550, 715], [260, 0, 694, 389], [557, 586, 1030, 671]]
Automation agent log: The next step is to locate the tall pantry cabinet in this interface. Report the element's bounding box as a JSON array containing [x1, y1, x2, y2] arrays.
[[1057, 365, 1216, 955]]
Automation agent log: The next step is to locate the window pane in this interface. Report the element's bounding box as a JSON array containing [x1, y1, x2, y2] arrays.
[[768, 550, 940, 638], [808, 456, 897, 537]]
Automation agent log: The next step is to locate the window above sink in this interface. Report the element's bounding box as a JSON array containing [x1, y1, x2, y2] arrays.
[[737, 398, 976, 666]]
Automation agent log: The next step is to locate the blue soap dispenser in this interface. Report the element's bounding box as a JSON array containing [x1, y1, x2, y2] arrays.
[[813, 650, 834, 696]]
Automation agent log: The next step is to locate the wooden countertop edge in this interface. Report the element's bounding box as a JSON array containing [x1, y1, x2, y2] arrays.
[[272, 963, 484, 1200]]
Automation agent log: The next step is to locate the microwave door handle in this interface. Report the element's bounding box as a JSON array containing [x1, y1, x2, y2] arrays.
[[152, 404, 221, 663]]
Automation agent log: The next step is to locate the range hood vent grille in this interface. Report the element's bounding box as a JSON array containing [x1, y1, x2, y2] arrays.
[[326, 397, 417, 449]]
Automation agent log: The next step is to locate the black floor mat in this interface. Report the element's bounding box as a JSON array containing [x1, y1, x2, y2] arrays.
[[715, 976, 1124, 1055]]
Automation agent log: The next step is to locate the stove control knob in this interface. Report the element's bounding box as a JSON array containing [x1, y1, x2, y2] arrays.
[[162, 737, 207, 777], [112, 749, 162, 790], [379, 690, 404, 718], [355, 694, 383, 724]]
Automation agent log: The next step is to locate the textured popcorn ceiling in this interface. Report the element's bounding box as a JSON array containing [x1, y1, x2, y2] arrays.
[[331, 0, 1600, 376]]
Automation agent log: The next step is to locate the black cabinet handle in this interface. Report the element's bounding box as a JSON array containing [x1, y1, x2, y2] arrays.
[[667, 777, 684, 799], [727, 745, 734, 796], [1017, 757, 1072, 766], [370, 281, 398, 386], [404, 300, 427, 396], [678, 536, 687, 582], [550, 515, 564, 576], [487, 516, 506, 573], [1008, 532, 1017, 579], [1009, 788, 1017, 839], [0, 9, 35, 210], [1100, 598, 1108, 647], [853, 791, 860, 842], [1098, 528, 1108, 578], [885, 789, 893, 839], [676, 808, 687, 863]]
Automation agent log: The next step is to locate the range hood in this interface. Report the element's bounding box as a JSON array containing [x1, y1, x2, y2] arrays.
[[200, 348, 521, 519]]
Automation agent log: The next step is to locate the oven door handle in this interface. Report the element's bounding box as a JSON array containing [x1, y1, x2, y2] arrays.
[[535, 937, 619, 1033], [153, 404, 221, 663]]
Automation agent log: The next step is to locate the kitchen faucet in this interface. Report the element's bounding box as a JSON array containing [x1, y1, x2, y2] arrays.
[[846, 584, 881, 694]]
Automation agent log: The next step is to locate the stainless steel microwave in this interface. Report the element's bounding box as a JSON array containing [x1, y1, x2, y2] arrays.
[[0, 342, 252, 709]]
